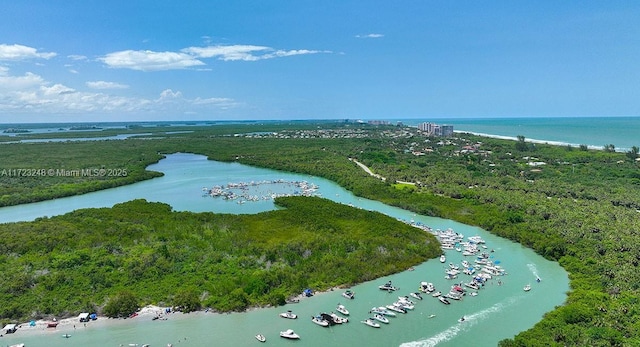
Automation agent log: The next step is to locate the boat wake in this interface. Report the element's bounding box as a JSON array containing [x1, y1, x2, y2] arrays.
[[399, 297, 521, 347], [527, 263, 540, 280]]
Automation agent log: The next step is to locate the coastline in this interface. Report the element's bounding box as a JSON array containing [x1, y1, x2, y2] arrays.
[[454, 130, 604, 151], [7, 287, 341, 339]]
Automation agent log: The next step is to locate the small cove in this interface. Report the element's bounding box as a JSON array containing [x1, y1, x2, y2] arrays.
[[0, 153, 569, 346]]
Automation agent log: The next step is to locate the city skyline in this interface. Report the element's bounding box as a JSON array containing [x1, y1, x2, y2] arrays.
[[1, 1, 639, 123]]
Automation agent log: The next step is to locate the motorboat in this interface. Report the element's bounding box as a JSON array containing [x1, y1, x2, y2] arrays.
[[458, 316, 466, 323], [438, 296, 451, 305], [342, 289, 355, 300], [280, 329, 300, 339], [432, 291, 442, 297], [311, 315, 330, 327], [255, 334, 266, 342], [329, 312, 348, 324], [394, 300, 414, 310], [279, 310, 298, 319], [439, 254, 446, 263], [379, 280, 399, 291], [386, 304, 407, 314], [398, 296, 415, 305], [371, 306, 396, 317], [62, 334, 72, 338], [336, 304, 349, 316], [409, 292, 423, 300], [361, 318, 381, 328], [419, 281, 435, 293], [523, 284, 531, 292], [373, 314, 389, 324]]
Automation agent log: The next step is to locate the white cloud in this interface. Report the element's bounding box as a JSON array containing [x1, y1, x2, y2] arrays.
[[67, 54, 87, 61], [183, 45, 331, 61], [0, 44, 57, 61], [355, 33, 384, 38], [86, 81, 129, 89], [183, 45, 271, 61], [99, 50, 205, 71], [0, 70, 235, 115], [0, 71, 46, 90]]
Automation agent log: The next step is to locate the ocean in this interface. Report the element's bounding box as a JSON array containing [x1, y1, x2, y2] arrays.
[[401, 116, 640, 152]]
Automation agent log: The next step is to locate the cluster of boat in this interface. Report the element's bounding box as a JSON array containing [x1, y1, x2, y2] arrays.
[[203, 180, 320, 203]]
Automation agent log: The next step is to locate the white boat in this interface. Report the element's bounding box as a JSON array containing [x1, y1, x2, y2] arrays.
[[439, 254, 446, 263], [371, 306, 396, 317], [523, 284, 531, 292], [330, 312, 348, 324], [361, 318, 381, 328], [255, 334, 266, 342], [373, 314, 389, 324], [394, 300, 414, 310], [419, 281, 435, 293], [279, 310, 298, 319], [409, 292, 423, 300], [379, 280, 399, 291], [432, 291, 442, 297], [386, 304, 407, 314], [438, 296, 451, 305], [342, 290, 355, 300], [336, 304, 349, 315], [9, 344, 25, 347], [280, 329, 300, 339], [458, 316, 466, 323], [311, 315, 329, 327]]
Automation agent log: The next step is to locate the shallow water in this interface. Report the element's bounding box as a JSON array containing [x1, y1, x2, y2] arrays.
[[0, 153, 569, 346]]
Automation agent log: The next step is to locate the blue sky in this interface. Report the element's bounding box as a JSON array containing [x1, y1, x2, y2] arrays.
[[1, 1, 639, 123]]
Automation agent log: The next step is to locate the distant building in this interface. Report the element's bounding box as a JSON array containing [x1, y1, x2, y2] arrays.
[[418, 122, 453, 137]]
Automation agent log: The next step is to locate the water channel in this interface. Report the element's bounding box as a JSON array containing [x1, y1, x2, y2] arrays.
[[0, 153, 569, 347]]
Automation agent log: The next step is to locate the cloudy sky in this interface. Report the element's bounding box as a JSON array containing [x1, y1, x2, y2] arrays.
[[1, 1, 639, 123]]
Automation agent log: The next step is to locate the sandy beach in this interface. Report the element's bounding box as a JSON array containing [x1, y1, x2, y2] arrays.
[[7, 305, 169, 338]]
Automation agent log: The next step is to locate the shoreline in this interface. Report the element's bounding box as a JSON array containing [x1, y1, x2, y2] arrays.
[[8, 287, 343, 339]]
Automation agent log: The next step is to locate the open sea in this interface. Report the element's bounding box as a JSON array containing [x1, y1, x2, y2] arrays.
[[402, 116, 640, 152]]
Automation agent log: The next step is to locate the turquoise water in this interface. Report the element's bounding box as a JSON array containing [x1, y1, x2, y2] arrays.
[[404, 116, 640, 152], [0, 154, 568, 346]]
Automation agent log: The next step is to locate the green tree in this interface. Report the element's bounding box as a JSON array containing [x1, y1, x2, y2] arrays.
[[603, 144, 615, 153], [103, 291, 139, 318], [173, 288, 202, 313], [626, 146, 639, 160]]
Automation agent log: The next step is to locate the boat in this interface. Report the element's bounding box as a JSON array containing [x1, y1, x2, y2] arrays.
[[386, 304, 407, 314], [438, 296, 451, 305], [329, 312, 348, 324], [371, 306, 396, 317], [9, 344, 25, 347], [458, 316, 466, 323], [428, 314, 436, 318], [280, 329, 300, 339], [361, 318, 381, 328], [439, 254, 446, 263], [419, 281, 435, 293], [255, 334, 266, 342], [431, 291, 442, 297], [336, 304, 349, 315], [373, 314, 389, 324], [62, 334, 72, 338], [311, 315, 330, 327], [394, 300, 414, 310], [342, 289, 355, 300], [409, 292, 423, 300], [379, 280, 399, 291], [524, 284, 531, 292], [47, 320, 59, 328], [279, 310, 298, 319]]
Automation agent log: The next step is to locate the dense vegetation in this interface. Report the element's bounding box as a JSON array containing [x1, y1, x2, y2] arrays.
[[0, 197, 439, 320], [1, 122, 640, 345]]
